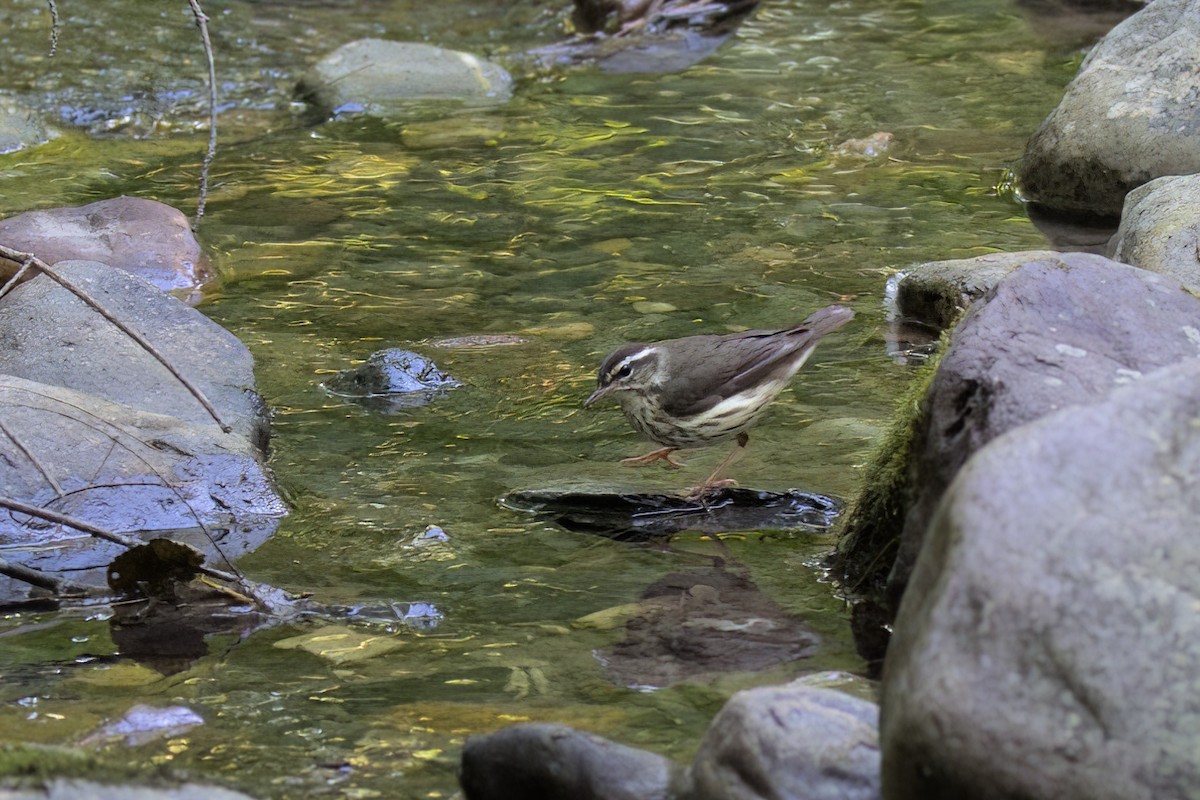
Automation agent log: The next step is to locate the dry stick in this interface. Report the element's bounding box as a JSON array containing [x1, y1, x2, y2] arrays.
[[0, 495, 242, 585], [0, 556, 96, 597], [187, 0, 218, 225], [46, 0, 60, 58], [0, 416, 64, 497], [0, 254, 35, 299], [0, 246, 231, 433]]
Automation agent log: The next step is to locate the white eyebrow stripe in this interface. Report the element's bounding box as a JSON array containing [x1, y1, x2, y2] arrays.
[[611, 347, 660, 377]]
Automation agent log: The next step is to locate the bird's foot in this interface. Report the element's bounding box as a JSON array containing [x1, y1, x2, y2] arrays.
[[621, 446, 686, 469]]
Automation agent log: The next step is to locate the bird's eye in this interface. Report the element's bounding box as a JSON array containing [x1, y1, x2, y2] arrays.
[[615, 363, 633, 379]]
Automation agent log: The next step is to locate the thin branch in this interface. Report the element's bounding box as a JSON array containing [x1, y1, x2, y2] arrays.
[[46, 0, 60, 58], [0, 415, 64, 497], [0, 495, 241, 585], [186, 0, 218, 225], [0, 254, 35, 300], [0, 246, 231, 433], [0, 556, 96, 597]]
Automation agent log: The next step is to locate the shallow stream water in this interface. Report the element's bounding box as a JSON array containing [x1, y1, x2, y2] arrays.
[[0, 0, 1081, 796]]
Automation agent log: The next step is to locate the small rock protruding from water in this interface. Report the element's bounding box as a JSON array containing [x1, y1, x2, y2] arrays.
[[297, 39, 513, 119], [0, 197, 211, 297], [323, 348, 461, 412]]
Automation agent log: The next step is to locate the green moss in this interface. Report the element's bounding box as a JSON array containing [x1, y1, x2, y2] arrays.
[[0, 742, 146, 789], [831, 340, 945, 601], [0, 742, 97, 782]]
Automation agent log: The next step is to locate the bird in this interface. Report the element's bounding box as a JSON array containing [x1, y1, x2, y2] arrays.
[[584, 305, 854, 496]]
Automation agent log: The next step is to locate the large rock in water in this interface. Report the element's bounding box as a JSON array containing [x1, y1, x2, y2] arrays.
[[0, 197, 211, 295], [0, 261, 283, 597], [1107, 173, 1200, 293], [688, 683, 880, 800], [460, 683, 880, 800], [459, 722, 679, 800], [1017, 0, 1200, 217], [886, 253, 1200, 604], [298, 39, 512, 118], [881, 357, 1200, 800]]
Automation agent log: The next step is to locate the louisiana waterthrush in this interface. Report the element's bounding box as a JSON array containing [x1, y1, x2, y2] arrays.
[[584, 305, 854, 492]]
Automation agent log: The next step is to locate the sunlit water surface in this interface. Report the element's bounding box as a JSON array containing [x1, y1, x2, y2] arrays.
[[0, 0, 1078, 796]]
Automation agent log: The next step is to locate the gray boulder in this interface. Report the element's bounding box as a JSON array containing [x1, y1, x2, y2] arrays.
[[459, 722, 679, 800], [298, 39, 512, 118], [1107, 173, 1200, 293], [882, 357, 1200, 800], [0, 197, 211, 295], [0, 260, 264, 446], [885, 253, 1200, 604], [689, 683, 880, 800], [889, 250, 1060, 328], [1018, 0, 1200, 217], [322, 348, 460, 412], [0, 261, 283, 597], [459, 683, 881, 800]]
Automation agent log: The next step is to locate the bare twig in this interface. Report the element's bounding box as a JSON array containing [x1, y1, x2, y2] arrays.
[[186, 0, 218, 225], [46, 0, 60, 58], [0, 254, 36, 300], [0, 415, 64, 497], [0, 556, 96, 597], [0, 245, 231, 433], [0, 495, 241, 585]]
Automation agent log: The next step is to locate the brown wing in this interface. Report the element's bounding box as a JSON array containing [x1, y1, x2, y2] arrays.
[[659, 329, 805, 418], [661, 306, 853, 418]]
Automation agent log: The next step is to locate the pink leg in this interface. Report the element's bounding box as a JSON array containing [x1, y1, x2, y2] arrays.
[[684, 433, 749, 499], [621, 446, 686, 469]]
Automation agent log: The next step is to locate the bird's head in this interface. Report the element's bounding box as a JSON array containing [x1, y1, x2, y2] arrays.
[[584, 344, 663, 407]]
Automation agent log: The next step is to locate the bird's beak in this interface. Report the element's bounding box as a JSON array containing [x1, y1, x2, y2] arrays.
[[584, 383, 613, 408]]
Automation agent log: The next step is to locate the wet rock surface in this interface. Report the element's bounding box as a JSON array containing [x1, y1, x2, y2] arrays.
[[2, 780, 258, 800], [460, 682, 880, 800], [530, 0, 760, 73], [0, 261, 284, 601], [500, 487, 843, 540], [690, 683, 880, 800], [322, 347, 461, 412], [889, 250, 1061, 329], [0, 197, 211, 296], [0, 260, 266, 445], [882, 358, 1200, 800], [460, 722, 679, 800]]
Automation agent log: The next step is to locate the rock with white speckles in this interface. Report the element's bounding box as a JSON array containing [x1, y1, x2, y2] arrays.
[[837, 253, 1200, 622], [883, 357, 1200, 800], [1018, 0, 1200, 217], [1108, 174, 1200, 294]]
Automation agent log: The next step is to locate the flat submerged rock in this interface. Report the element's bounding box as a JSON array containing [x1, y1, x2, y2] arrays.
[[499, 487, 843, 540]]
